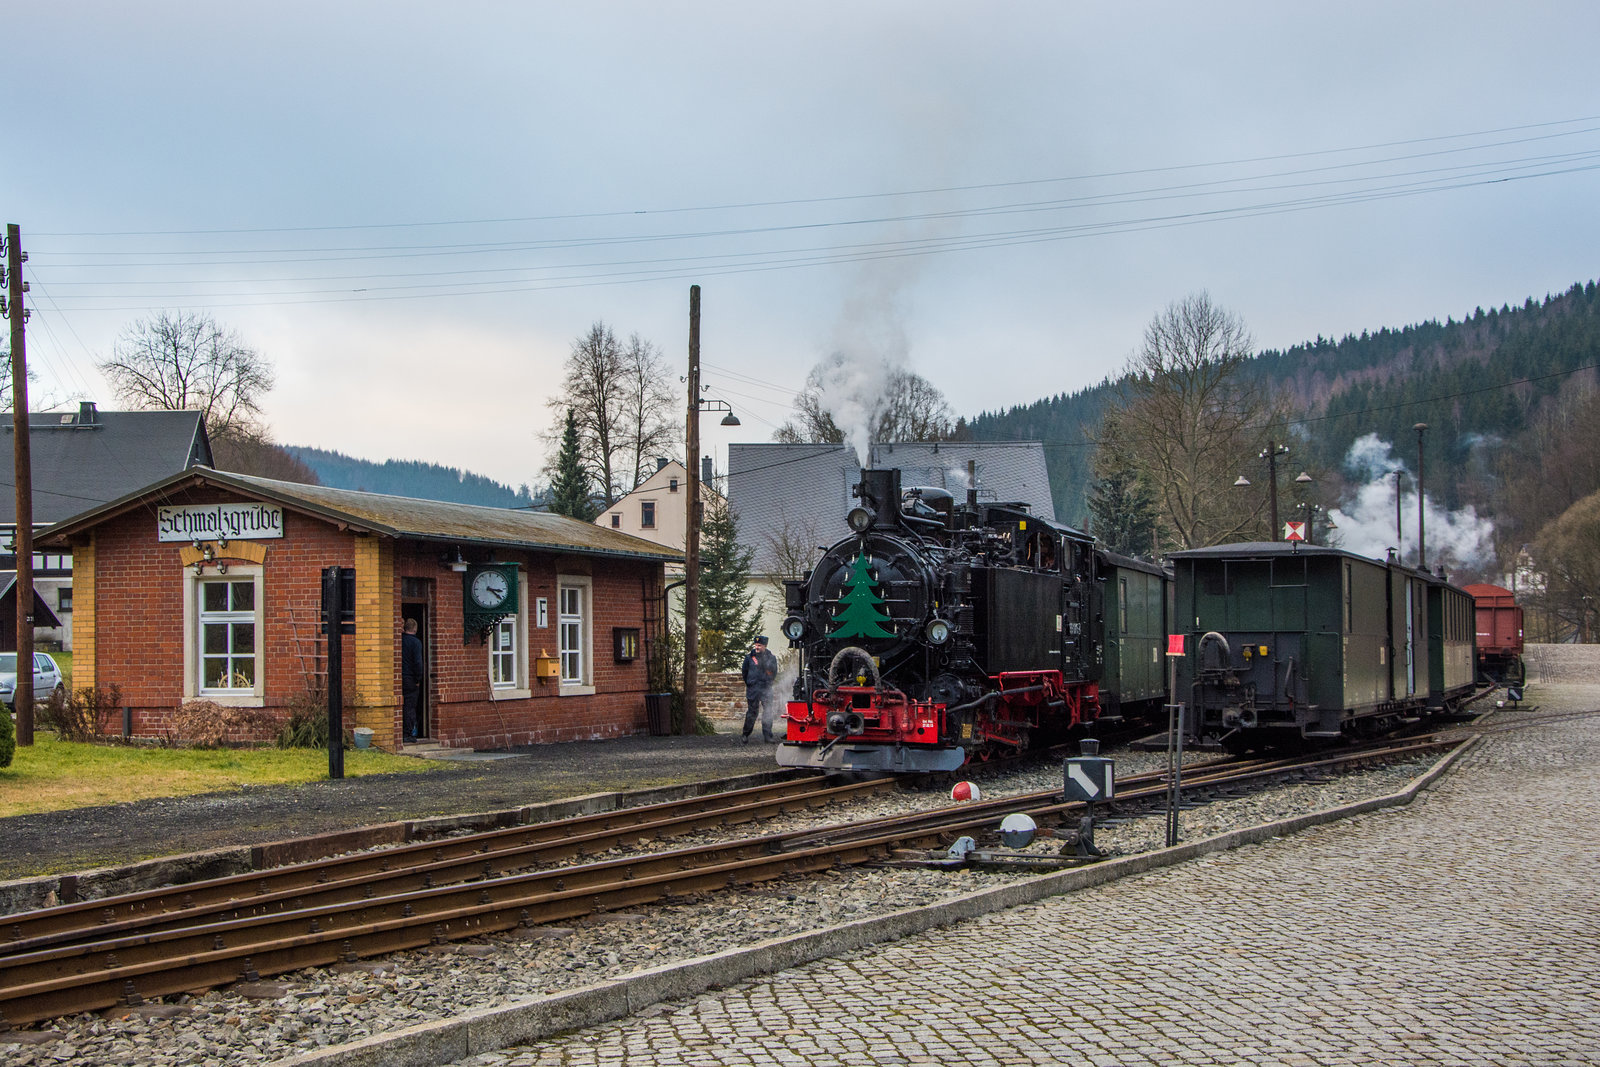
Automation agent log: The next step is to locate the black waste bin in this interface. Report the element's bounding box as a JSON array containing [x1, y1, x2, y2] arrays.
[[644, 692, 672, 736]]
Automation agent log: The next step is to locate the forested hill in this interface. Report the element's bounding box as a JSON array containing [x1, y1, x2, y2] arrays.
[[968, 279, 1600, 525], [285, 446, 539, 509]]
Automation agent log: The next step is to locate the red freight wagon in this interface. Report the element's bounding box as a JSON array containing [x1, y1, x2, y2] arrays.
[[1464, 583, 1524, 683]]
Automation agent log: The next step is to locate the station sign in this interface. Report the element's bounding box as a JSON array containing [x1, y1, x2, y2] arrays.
[[158, 502, 284, 542]]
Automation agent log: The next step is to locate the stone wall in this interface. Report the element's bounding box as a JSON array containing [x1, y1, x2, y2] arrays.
[[697, 672, 749, 728]]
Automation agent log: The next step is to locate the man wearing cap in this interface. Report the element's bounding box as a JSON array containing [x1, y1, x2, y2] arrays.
[[740, 636, 780, 743]]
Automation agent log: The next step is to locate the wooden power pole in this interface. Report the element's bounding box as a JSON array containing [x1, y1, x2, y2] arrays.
[[5, 224, 34, 745], [682, 285, 701, 736]]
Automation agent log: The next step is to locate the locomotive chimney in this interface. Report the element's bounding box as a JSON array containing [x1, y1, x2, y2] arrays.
[[966, 459, 978, 510]]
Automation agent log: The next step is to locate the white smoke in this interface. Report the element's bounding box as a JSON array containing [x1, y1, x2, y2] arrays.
[[812, 351, 896, 467], [1327, 433, 1495, 571]]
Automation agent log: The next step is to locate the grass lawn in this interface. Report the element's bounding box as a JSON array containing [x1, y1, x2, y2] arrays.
[[0, 733, 440, 817]]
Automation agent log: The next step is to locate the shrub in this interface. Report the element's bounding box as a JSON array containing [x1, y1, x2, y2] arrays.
[[164, 700, 278, 748], [0, 704, 14, 767], [276, 690, 354, 749], [44, 684, 122, 743]]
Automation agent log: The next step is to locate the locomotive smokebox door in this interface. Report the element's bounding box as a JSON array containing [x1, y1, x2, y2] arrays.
[[1063, 739, 1115, 803]]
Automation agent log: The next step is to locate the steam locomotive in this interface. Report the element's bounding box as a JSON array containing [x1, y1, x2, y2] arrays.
[[775, 468, 1166, 772]]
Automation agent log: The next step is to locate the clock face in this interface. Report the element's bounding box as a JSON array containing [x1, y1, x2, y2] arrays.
[[470, 568, 510, 609]]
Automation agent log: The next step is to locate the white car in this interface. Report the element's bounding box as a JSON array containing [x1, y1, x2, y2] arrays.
[[0, 652, 65, 707]]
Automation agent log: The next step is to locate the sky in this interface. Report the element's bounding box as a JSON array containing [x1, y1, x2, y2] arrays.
[[9, 2, 1600, 491]]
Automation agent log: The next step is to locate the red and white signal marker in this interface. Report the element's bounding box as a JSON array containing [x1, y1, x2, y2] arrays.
[[950, 781, 981, 802], [1284, 521, 1307, 542]]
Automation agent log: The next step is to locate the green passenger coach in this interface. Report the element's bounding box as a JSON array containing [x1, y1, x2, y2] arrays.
[[1170, 542, 1477, 752], [1097, 551, 1170, 721]]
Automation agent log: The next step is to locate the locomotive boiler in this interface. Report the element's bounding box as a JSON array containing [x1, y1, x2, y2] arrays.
[[776, 468, 1114, 772]]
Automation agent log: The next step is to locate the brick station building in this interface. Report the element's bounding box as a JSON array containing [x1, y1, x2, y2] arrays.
[[41, 469, 679, 751]]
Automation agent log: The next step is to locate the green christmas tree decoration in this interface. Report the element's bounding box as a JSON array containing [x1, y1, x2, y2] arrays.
[[829, 553, 896, 639]]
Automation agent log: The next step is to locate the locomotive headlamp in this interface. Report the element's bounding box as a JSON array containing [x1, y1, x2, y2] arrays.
[[925, 618, 953, 645], [781, 615, 806, 642], [846, 506, 874, 533]]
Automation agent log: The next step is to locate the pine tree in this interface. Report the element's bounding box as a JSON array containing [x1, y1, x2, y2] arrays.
[[829, 553, 895, 640], [548, 409, 598, 521], [698, 496, 762, 670]]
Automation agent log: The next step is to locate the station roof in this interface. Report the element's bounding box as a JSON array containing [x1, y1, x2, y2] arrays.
[[40, 467, 682, 564]]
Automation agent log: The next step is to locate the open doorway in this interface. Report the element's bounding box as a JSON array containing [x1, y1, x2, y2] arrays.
[[401, 597, 431, 740]]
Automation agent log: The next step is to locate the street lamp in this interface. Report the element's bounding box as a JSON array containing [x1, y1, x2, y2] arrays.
[[1234, 441, 1290, 539]]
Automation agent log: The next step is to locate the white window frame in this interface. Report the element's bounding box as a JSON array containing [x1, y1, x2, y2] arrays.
[[557, 574, 593, 696], [489, 568, 530, 700], [183, 564, 265, 707]]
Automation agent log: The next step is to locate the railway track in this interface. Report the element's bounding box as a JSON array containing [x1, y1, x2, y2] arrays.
[[0, 737, 1456, 1028]]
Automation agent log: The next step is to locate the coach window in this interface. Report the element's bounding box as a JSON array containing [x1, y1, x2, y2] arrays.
[[557, 575, 594, 695], [489, 571, 531, 700], [1119, 577, 1129, 631], [183, 564, 265, 706]]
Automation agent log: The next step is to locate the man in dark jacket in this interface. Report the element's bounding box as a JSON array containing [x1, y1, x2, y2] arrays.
[[401, 618, 425, 741], [740, 636, 779, 743]]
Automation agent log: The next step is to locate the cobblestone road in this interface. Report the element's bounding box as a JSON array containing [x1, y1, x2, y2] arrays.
[[455, 690, 1600, 1066]]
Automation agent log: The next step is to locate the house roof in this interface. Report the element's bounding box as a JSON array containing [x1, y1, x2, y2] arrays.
[[0, 574, 63, 630], [1, 404, 212, 525], [726, 441, 1057, 572], [41, 468, 683, 563]]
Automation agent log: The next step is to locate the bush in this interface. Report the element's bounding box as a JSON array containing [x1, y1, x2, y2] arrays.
[[0, 704, 14, 768], [164, 700, 278, 748], [43, 684, 121, 743], [276, 690, 354, 749]]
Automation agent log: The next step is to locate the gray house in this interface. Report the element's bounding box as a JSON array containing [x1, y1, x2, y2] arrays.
[[725, 440, 1057, 637], [1, 402, 212, 649]]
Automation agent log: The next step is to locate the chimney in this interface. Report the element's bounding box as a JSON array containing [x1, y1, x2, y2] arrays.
[[701, 456, 713, 484], [77, 401, 100, 425], [656, 457, 669, 471]]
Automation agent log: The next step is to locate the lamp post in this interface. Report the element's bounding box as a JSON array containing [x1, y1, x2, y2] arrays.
[[1233, 441, 1290, 539], [1414, 423, 1428, 569], [681, 285, 739, 735]]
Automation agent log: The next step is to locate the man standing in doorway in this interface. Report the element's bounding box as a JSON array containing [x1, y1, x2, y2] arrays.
[[741, 635, 779, 743], [401, 617, 425, 741]]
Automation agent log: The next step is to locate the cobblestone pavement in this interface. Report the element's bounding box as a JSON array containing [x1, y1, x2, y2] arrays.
[[460, 692, 1600, 1066]]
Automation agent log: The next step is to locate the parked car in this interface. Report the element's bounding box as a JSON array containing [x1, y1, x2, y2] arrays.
[[0, 652, 65, 708]]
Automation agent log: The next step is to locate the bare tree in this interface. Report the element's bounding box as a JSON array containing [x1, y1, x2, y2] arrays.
[[760, 507, 823, 598], [1098, 292, 1287, 550], [548, 323, 678, 506], [98, 312, 274, 442], [620, 333, 680, 489], [1531, 488, 1600, 641], [774, 356, 953, 444]]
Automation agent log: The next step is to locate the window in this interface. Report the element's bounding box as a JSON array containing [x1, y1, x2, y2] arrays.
[[669, 478, 679, 492], [640, 501, 656, 529], [57, 587, 73, 613], [184, 565, 265, 705], [610, 514, 621, 528], [1119, 578, 1129, 631], [487, 567, 530, 700], [557, 576, 593, 694], [490, 619, 517, 688], [200, 579, 257, 694]]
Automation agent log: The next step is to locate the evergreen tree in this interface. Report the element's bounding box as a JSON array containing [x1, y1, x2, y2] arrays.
[[829, 553, 896, 639], [698, 496, 761, 670], [548, 409, 598, 521], [1088, 463, 1160, 558]]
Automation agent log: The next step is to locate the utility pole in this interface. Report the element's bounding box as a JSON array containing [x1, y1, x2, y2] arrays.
[[682, 285, 701, 736], [1414, 423, 1428, 570], [1261, 441, 1287, 539], [5, 224, 34, 746]]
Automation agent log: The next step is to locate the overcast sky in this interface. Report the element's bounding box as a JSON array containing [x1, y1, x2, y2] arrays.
[[10, 2, 1599, 489]]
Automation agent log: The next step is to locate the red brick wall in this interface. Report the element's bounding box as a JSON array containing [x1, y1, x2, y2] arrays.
[[86, 487, 665, 749]]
